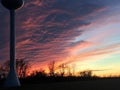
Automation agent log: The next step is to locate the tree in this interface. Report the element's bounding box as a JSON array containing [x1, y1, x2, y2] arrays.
[[30, 69, 47, 78], [0, 66, 6, 79], [80, 70, 92, 77], [2, 58, 30, 78], [67, 66, 72, 76], [59, 63, 66, 77], [71, 64, 76, 76], [0, 61, 10, 76], [16, 58, 30, 78], [48, 61, 55, 76]]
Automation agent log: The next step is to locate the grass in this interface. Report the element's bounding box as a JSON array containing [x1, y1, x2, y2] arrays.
[[0, 78, 120, 90]]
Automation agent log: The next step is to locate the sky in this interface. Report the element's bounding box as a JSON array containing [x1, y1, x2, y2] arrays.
[[0, 0, 120, 76]]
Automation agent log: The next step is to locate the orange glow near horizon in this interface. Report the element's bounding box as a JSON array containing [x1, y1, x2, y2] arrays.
[[28, 58, 120, 77], [1, 0, 120, 78]]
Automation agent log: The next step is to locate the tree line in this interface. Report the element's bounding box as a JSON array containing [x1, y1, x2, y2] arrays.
[[0, 59, 93, 80]]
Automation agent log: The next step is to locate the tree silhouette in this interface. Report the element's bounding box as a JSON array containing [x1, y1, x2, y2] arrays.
[[59, 63, 66, 77], [67, 66, 72, 76], [0, 66, 6, 79], [48, 61, 56, 76], [16, 58, 30, 78], [30, 69, 47, 78], [2, 58, 30, 78], [80, 70, 92, 77]]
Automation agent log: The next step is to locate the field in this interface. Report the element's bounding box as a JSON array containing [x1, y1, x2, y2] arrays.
[[0, 78, 120, 90]]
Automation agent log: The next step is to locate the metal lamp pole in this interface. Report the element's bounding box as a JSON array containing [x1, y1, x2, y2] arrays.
[[1, 0, 24, 87]]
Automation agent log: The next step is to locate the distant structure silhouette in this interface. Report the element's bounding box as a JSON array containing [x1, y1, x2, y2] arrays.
[[1, 0, 24, 87]]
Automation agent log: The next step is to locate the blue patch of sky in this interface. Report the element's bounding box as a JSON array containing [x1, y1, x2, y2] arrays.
[[91, 53, 120, 66]]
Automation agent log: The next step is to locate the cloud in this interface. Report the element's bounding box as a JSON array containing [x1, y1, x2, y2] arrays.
[[0, 0, 115, 71], [14, 0, 105, 61]]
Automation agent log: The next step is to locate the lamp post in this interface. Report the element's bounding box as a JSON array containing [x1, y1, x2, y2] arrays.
[[1, 0, 24, 87]]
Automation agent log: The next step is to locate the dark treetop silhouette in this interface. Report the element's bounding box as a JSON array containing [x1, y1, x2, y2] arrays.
[[1, 0, 24, 87]]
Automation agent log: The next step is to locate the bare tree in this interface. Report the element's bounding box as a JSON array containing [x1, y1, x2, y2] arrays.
[[59, 63, 66, 77], [16, 58, 30, 78], [0, 62, 13, 79], [0, 66, 6, 79], [48, 61, 55, 76], [2, 58, 30, 78], [71, 64, 76, 76], [80, 70, 92, 77], [67, 66, 72, 76], [30, 69, 47, 78]]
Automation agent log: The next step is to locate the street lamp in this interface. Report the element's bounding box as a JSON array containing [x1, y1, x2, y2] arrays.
[[1, 0, 24, 87]]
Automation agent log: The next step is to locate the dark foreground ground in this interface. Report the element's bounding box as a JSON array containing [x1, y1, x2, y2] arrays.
[[0, 78, 120, 90]]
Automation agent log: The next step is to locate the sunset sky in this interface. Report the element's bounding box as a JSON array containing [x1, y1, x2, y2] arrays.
[[0, 0, 120, 76]]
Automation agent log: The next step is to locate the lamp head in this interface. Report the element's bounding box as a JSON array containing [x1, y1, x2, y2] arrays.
[[1, 0, 24, 10]]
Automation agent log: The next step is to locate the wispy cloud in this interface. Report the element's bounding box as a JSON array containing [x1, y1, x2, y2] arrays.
[[0, 0, 120, 75]]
